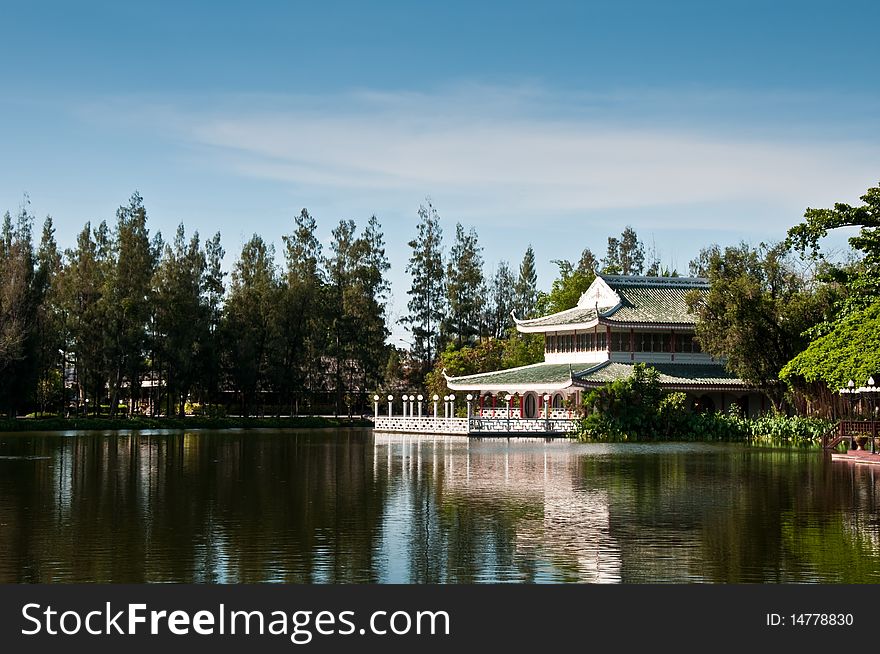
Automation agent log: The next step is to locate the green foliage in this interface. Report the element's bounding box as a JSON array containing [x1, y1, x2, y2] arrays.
[[402, 200, 445, 378], [0, 205, 39, 415], [602, 226, 644, 275], [444, 223, 484, 347], [686, 241, 830, 410], [576, 363, 832, 443], [486, 260, 516, 338], [787, 181, 880, 314], [514, 245, 539, 319], [781, 301, 880, 391], [424, 330, 544, 399], [536, 257, 595, 314]]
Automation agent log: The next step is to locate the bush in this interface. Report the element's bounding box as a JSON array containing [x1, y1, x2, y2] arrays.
[[575, 363, 833, 443]]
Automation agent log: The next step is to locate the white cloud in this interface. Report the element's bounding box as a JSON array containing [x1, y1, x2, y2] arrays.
[[157, 85, 879, 231]]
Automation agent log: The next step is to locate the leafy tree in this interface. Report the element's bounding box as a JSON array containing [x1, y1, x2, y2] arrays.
[[513, 245, 539, 319], [602, 226, 645, 275], [686, 242, 831, 410], [786, 181, 880, 324], [444, 223, 484, 347], [781, 301, 880, 406], [402, 200, 445, 380], [689, 245, 719, 277], [536, 258, 595, 315]]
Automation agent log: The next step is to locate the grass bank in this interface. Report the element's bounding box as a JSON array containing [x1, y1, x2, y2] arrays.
[[0, 415, 373, 433]]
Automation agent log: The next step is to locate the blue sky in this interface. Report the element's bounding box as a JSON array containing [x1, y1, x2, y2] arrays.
[[1, 0, 878, 339]]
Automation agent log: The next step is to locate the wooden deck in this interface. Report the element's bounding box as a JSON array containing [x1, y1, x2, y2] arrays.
[[822, 420, 880, 450], [830, 449, 880, 465]]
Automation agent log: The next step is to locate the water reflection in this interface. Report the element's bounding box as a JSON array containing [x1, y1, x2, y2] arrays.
[[0, 430, 879, 583]]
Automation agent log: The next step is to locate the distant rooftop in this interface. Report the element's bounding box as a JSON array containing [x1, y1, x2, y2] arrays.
[[514, 274, 708, 331]]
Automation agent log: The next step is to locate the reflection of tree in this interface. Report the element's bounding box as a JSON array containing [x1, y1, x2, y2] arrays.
[[4, 435, 880, 583], [583, 447, 880, 583], [0, 429, 389, 583]]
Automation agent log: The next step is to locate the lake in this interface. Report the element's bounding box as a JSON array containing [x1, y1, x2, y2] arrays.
[[0, 429, 878, 583]]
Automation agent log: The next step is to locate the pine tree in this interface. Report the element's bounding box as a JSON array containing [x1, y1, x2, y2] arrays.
[[514, 245, 538, 319], [278, 209, 325, 413], [486, 261, 516, 339], [222, 235, 277, 416], [444, 223, 484, 347], [34, 216, 65, 414], [102, 193, 158, 415], [0, 206, 39, 416], [154, 224, 208, 417], [402, 200, 445, 379]]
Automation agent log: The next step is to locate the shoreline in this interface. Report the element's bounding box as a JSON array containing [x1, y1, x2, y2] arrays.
[[0, 416, 374, 433]]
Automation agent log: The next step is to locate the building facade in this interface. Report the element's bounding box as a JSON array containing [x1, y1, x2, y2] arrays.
[[445, 274, 766, 420]]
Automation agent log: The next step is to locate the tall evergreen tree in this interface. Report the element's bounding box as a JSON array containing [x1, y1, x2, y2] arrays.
[[34, 216, 65, 413], [327, 219, 359, 415], [199, 231, 226, 410], [102, 193, 158, 415], [222, 235, 277, 416], [0, 207, 39, 415], [402, 200, 445, 379], [153, 224, 208, 416], [486, 261, 516, 339], [444, 223, 484, 348], [278, 209, 325, 413], [513, 245, 538, 319], [64, 222, 107, 414], [355, 214, 391, 393]]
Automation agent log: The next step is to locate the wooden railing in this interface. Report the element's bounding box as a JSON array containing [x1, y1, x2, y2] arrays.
[[823, 420, 880, 450]]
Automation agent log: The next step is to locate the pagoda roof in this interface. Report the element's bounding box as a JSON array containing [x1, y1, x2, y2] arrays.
[[572, 361, 747, 391], [444, 359, 748, 393], [444, 362, 590, 392], [513, 274, 708, 332]]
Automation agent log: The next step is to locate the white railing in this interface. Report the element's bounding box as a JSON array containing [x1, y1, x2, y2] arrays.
[[370, 392, 577, 436], [477, 408, 522, 419], [468, 417, 578, 435], [374, 416, 469, 435]]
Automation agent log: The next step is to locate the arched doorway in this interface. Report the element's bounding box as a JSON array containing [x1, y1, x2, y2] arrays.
[[523, 392, 538, 418]]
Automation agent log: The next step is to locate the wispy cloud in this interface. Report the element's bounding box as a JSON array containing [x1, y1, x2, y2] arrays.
[[88, 85, 879, 231]]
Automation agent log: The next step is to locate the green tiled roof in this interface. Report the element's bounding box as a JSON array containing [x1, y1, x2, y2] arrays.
[[602, 276, 706, 324], [446, 362, 595, 387], [574, 361, 747, 388], [515, 275, 707, 330], [513, 305, 599, 328]]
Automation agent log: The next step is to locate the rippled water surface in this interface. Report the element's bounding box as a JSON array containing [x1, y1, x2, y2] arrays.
[[1, 429, 879, 583]]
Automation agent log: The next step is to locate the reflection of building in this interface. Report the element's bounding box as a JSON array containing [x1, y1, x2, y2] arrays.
[[373, 434, 621, 582], [446, 275, 765, 418]]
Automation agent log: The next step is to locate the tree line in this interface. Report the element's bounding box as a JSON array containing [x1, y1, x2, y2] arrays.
[[3, 181, 875, 420], [0, 194, 390, 417]]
